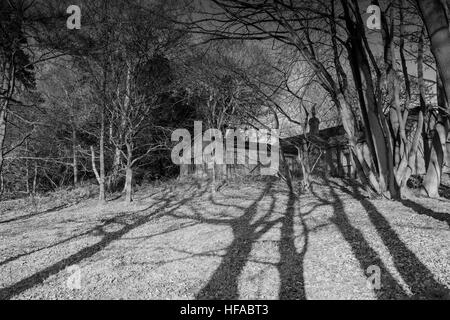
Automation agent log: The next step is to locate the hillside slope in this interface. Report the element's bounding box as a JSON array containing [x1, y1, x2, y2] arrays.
[[0, 179, 449, 300]]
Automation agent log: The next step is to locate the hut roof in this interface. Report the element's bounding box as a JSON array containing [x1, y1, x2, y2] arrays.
[[281, 125, 349, 155]]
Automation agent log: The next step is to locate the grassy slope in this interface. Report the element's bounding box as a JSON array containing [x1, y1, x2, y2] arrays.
[[0, 178, 449, 300]]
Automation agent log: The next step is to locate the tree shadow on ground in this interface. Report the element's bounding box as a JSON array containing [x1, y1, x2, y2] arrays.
[[400, 199, 450, 228], [0, 204, 71, 224], [195, 182, 281, 299], [277, 191, 307, 300], [0, 187, 207, 300], [0, 227, 100, 267], [166, 180, 326, 300], [335, 180, 450, 299], [321, 179, 408, 299]]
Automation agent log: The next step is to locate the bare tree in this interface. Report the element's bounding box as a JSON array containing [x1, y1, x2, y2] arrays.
[[416, 0, 450, 197], [185, 0, 447, 198]]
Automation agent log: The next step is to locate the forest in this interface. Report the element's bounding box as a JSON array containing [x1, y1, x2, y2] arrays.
[[0, 0, 449, 301]]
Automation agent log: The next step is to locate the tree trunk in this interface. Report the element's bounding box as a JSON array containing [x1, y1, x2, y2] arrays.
[[124, 141, 133, 203], [211, 162, 216, 194], [336, 94, 381, 194], [98, 0, 109, 203], [325, 147, 336, 176], [91, 145, 106, 202], [0, 169, 4, 196], [98, 110, 106, 203], [395, 27, 426, 191], [72, 128, 78, 187], [417, 0, 450, 197], [422, 115, 447, 197], [33, 163, 38, 195], [336, 146, 344, 176], [0, 59, 15, 181], [438, 74, 450, 171], [25, 140, 30, 194], [340, 0, 398, 197], [0, 102, 7, 181], [124, 166, 133, 203], [418, 0, 450, 102], [417, 29, 432, 171], [108, 146, 122, 191], [297, 144, 310, 192]]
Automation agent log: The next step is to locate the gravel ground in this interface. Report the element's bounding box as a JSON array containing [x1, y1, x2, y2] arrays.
[[0, 178, 449, 300]]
